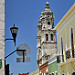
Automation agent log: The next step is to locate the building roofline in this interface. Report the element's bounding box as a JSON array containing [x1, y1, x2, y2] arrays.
[[54, 3, 75, 30]]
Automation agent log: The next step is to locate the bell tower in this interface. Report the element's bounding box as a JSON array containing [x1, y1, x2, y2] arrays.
[[37, 2, 57, 68]]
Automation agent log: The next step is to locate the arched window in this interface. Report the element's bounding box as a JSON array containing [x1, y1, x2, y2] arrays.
[[51, 34, 53, 41], [52, 73, 54, 75], [55, 71, 58, 75], [48, 22, 50, 25], [46, 34, 48, 41], [71, 28, 74, 58], [62, 72, 65, 75], [61, 37, 64, 62]]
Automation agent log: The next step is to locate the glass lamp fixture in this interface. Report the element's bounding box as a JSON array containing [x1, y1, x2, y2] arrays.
[[10, 24, 18, 45]]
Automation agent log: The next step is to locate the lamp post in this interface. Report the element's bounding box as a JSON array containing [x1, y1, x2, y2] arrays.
[[5, 24, 18, 46], [5, 24, 18, 75]]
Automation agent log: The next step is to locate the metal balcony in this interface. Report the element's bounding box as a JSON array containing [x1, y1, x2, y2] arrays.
[[65, 49, 75, 60], [57, 55, 64, 63]]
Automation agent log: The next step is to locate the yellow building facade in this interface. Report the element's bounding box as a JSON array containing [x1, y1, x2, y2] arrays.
[[55, 4, 75, 75]]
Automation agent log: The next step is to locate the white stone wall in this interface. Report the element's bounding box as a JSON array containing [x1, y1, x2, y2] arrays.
[[40, 30, 56, 43], [41, 43, 57, 63], [0, 0, 5, 75]]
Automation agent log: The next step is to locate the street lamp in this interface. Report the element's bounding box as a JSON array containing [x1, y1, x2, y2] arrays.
[[5, 24, 18, 75], [10, 24, 18, 45], [5, 24, 18, 46]]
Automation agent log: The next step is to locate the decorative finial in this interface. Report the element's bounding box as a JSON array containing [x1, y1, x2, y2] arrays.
[[13, 24, 15, 27], [45, 1, 50, 9], [46, 1, 49, 4]]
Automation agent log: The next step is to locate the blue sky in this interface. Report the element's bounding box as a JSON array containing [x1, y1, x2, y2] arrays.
[[5, 0, 75, 75]]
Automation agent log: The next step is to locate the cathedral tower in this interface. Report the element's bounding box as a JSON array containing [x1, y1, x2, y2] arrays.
[[37, 2, 57, 68]]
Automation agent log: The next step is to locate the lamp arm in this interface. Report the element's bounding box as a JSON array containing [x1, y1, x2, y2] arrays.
[[5, 38, 14, 41], [5, 50, 17, 59], [5, 38, 16, 46]]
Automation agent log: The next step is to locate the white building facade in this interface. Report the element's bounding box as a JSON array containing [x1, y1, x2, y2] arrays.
[[0, 0, 5, 75]]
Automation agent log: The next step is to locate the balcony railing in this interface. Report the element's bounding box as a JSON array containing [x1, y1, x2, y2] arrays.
[[57, 55, 64, 63], [65, 49, 75, 60]]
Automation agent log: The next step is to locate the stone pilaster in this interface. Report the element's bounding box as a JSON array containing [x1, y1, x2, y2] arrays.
[[0, 0, 5, 75]]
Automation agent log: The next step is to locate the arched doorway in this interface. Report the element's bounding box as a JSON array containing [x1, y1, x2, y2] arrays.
[[72, 72, 75, 75]]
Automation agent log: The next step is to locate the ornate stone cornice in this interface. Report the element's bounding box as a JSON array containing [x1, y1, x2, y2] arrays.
[[41, 41, 57, 45]]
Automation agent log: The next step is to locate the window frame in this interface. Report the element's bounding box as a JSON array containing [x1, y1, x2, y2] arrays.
[[49, 73, 51, 75], [51, 34, 53, 41], [55, 71, 58, 75], [52, 72, 54, 75], [62, 72, 65, 75], [45, 34, 48, 41], [48, 22, 50, 25]]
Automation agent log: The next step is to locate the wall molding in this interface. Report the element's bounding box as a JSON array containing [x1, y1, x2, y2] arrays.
[[48, 56, 57, 65], [57, 13, 75, 34]]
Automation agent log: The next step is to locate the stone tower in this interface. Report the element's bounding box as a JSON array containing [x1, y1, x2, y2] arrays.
[[37, 2, 57, 68], [0, 0, 5, 75]]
